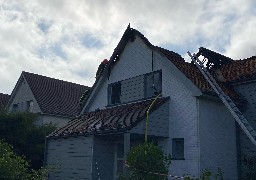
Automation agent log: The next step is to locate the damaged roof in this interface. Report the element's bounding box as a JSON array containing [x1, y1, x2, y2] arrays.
[[0, 93, 10, 110], [48, 97, 169, 138]]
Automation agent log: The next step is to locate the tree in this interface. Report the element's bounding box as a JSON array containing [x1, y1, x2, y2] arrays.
[[0, 110, 56, 169], [126, 142, 171, 180], [0, 140, 48, 180]]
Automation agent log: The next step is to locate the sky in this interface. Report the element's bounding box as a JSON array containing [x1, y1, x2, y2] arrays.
[[1, 0, 256, 94]]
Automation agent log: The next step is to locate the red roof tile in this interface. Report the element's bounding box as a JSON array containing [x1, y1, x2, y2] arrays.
[[22, 71, 90, 117], [220, 56, 256, 81], [157, 47, 213, 92], [48, 97, 169, 137], [0, 93, 10, 110]]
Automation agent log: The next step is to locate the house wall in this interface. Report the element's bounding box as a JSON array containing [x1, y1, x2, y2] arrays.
[[8, 77, 41, 113], [85, 35, 201, 177], [233, 81, 256, 179], [92, 137, 115, 180], [131, 100, 169, 137], [46, 136, 94, 180], [37, 114, 70, 128], [198, 97, 238, 179]]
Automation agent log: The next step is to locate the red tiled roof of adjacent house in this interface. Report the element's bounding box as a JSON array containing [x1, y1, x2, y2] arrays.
[[0, 93, 10, 110], [48, 97, 169, 137], [22, 71, 90, 117]]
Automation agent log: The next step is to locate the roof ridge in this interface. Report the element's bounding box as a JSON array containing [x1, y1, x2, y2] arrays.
[[22, 71, 89, 88]]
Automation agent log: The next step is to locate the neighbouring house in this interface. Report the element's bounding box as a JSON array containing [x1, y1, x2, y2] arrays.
[[45, 25, 256, 179], [7, 71, 90, 127], [0, 93, 10, 110]]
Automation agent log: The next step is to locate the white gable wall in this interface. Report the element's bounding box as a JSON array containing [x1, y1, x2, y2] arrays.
[[8, 77, 41, 113], [86, 35, 201, 177]]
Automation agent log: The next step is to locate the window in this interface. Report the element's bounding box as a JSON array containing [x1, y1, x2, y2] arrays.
[[26, 100, 33, 112], [109, 82, 121, 104], [12, 104, 18, 112], [115, 143, 124, 176], [145, 71, 162, 98], [172, 138, 184, 160], [108, 70, 162, 105]]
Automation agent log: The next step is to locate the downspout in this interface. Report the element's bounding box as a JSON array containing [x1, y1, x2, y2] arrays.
[[145, 93, 161, 143], [196, 98, 201, 177]]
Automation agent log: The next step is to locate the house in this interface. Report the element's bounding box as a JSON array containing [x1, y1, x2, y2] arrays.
[[0, 93, 10, 110], [45, 25, 256, 179], [7, 71, 90, 127]]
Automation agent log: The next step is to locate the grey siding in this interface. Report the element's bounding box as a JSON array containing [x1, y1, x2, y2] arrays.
[[131, 100, 169, 137], [198, 97, 238, 179], [46, 136, 93, 180], [38, 114, 70, 128], [233, 81, 256, 179], [92, 137, 115, 180]]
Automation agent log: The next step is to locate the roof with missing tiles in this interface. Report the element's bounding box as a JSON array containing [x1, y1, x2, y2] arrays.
[[20, 71, 90, 117], [0, 93, 10, 110], [48, 97, 169, 138]]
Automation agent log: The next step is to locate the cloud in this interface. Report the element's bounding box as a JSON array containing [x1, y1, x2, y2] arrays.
[[0, 0, 256, 94]]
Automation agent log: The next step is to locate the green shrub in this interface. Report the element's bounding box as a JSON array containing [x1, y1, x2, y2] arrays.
[[126, 142, 171, 180], [0, 111, 56, 169], [0, 140, 48, 180]]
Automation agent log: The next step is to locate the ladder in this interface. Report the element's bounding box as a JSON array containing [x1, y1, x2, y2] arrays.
[[187, 51, 256, 146]]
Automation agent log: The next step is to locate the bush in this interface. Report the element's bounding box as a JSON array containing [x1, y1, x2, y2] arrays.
[[0, 140, 48, 180], [126, 142, 171, 180], [0, 111, 56, 169]]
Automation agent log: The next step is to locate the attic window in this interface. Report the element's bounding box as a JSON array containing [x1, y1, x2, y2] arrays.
[[109, 82, 121, 104], [26, 100, 33, 112], [12, 104, 18, 112]]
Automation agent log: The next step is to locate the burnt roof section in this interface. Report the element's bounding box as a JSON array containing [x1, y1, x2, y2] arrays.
[[0, 93, 10, 110], [196, 47, 233, 69], [48, 97, 169, 138], [22, 71, 90, 117]]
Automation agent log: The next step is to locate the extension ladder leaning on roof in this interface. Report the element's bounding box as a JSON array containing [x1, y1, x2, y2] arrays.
[[187, 51, 256, 146]]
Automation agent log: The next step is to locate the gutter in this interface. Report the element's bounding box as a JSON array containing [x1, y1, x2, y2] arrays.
[[46, 129, 128, 140]]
